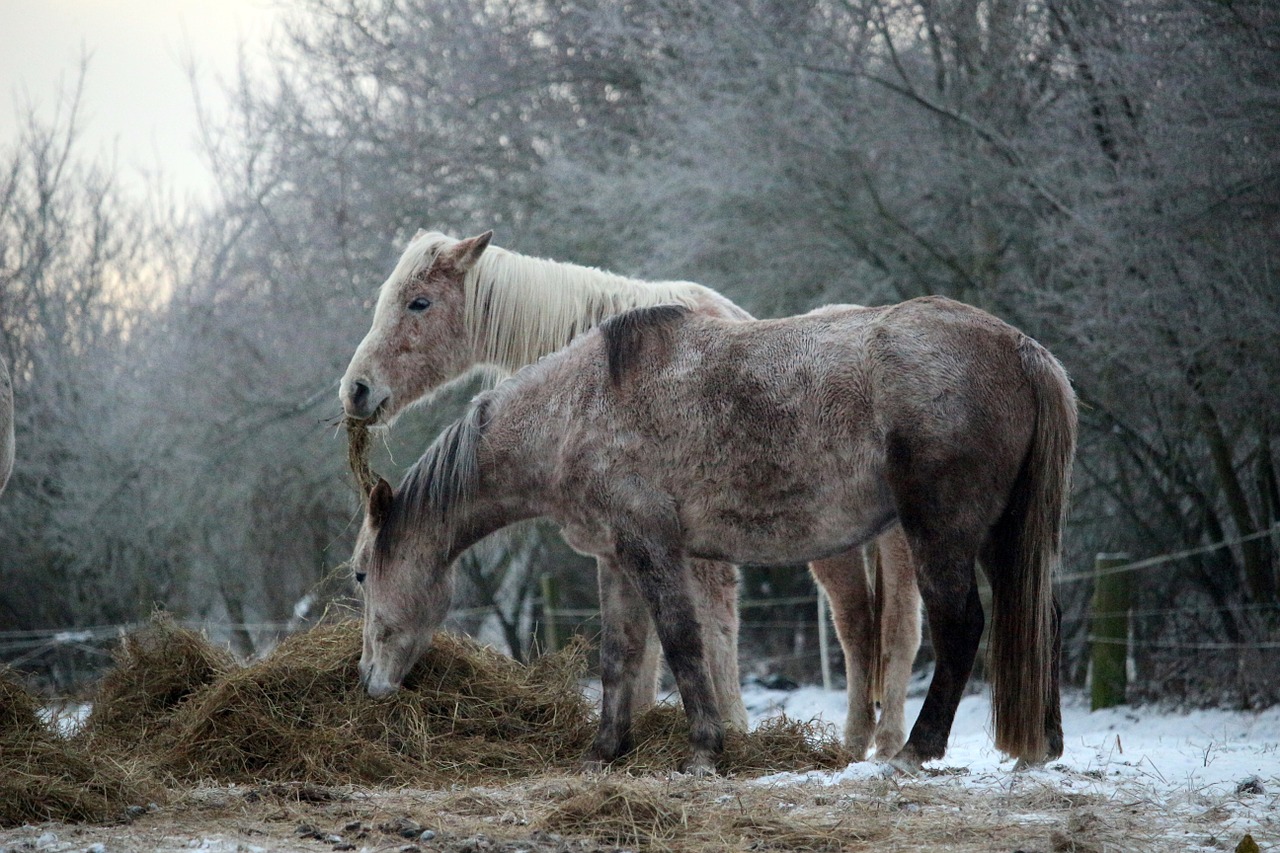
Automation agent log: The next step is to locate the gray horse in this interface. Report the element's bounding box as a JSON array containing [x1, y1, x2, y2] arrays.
[[340, 230, 921, 759], [352, 298, 1076, 775]]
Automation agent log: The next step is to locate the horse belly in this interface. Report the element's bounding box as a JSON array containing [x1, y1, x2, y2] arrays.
[[679, 464, 894, 565]]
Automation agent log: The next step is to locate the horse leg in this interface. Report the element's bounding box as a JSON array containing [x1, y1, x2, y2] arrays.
[[808, 549, 876, 759], [613, 529, 724, 776], [890, 532, 984, 772], [588, 556, 660, 770], [689, 558, 747, 730], [873, 526, 921, 761]]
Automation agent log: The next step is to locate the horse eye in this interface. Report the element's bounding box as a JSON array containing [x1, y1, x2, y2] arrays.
[[407, 296, 432, 312], [355, 572, 366, 584]]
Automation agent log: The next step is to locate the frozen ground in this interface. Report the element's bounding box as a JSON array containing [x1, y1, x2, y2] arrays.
[[745, 679, 1280, 849], [4, 682, 1277, 852]]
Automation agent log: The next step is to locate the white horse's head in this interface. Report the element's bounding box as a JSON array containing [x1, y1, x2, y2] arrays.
[[354, 476, 456, 697], [340, 230, 492, 425]]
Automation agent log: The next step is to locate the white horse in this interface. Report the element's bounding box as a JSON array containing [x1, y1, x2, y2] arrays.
[[340, 230, 921, 758]]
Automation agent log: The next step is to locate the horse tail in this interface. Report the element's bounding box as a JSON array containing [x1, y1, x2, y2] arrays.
[[987, 337, 1077, 761]]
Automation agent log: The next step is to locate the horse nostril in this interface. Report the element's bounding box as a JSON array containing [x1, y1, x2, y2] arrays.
[[350, 380, 370, 411]]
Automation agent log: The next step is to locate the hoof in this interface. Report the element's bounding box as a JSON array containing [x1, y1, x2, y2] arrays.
[[1012, 756, 1047, 772], [885, 756, 922, 777], [581, 747, 615, 774], [681, 752, 718, 777], [885, 745, 925, 776], [845, 735, 872, 762], [872, 730, 907, 762]]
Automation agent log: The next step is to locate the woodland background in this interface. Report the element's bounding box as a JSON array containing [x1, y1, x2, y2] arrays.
[[1, 0, 1277, 705]]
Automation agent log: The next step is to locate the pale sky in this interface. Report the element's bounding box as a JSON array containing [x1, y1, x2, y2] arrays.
[[0, 0, 282, 204]]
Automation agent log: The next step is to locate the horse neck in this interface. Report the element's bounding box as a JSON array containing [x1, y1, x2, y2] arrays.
[[463, 248, 707, 376], [440, 402, 550, 565]]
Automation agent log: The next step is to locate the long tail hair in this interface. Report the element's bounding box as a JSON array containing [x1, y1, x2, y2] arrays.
[[986, 338, 1077, 760]]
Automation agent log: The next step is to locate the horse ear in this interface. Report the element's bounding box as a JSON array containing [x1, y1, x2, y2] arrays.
[[451, 230, 493, 273], [369, 477, 394, 528]]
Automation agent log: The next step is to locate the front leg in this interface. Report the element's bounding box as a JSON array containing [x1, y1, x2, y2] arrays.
[[688, 558, 747, 730], [589, 556, 661, 769], [612, 529, 724, 775]]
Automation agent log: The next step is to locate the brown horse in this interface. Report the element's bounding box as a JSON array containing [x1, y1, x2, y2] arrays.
[[352, 298, 1076, 775], [340, 230, 920, 758]]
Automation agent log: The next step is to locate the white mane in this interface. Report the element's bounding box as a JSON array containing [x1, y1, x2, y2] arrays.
[[403, 231, 741, 376]]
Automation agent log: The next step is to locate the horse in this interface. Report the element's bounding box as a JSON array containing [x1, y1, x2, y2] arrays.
[[0, 356, 13, 496], [339, 230, 921, 759], [352, 297, 1076, 775]]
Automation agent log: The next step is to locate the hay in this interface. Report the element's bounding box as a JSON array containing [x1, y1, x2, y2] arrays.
[[542, 781, 692, 847], [0, 668, 158, 827], [157, 622, 597, 785], [80, 614, 234, 746], [539, 778, 854, 851], [616, 705, 853, 776], [345, 416, 379, 496], [0, 614, 870, 829], [0, 665, 43, 733]]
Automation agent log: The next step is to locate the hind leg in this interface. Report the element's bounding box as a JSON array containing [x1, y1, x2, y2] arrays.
[[809, 549, 876, 759], [689, 558, 747, 730], [873, 526, 921, 761], [891, 530, 984, 771]]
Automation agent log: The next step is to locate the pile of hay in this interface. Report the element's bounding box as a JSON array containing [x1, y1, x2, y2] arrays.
[[156, 621, 598, 785], [80, 615, 234, 747], [4, 613, 858, 827], [0, 668, 158, 827], [617, 705, 852, 777]]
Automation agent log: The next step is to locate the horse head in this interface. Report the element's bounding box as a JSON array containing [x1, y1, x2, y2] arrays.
[[354, 476, 456, 697], [340, 230, 492, 425]]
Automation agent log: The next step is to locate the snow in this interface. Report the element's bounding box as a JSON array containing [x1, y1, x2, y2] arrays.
[[744, 679, 1280, 847]]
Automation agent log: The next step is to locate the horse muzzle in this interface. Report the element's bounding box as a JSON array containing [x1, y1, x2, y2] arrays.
[[342, 378, 391, 422], [359, 660, 401, 698]]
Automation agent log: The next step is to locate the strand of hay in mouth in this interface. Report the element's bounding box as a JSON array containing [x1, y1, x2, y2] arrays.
[[345, 416, 379, 496], [0, 668, 160, 827]]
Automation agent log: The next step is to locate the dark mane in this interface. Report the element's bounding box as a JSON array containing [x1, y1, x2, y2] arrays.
[[599, 304, 692, 386], [373, 396, 491, 561]]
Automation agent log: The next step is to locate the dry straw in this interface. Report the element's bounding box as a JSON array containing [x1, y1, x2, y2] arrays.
[[2, 615, 860, 830], [0, 667, 159, 827], [345, 416, 379, 497]]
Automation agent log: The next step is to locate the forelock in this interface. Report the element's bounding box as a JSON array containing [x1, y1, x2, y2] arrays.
[[385, 230, 455, 291]]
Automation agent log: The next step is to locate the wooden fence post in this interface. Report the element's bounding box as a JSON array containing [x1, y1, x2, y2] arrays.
[[1090, 552, 1133, 711], [540, 573, 560, 654]]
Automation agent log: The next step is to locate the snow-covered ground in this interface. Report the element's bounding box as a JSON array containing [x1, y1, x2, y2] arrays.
[[744, 679, 1280, 848]]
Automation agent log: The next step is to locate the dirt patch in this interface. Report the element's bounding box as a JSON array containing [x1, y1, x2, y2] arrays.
[[0, 771, 1208, 853]]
